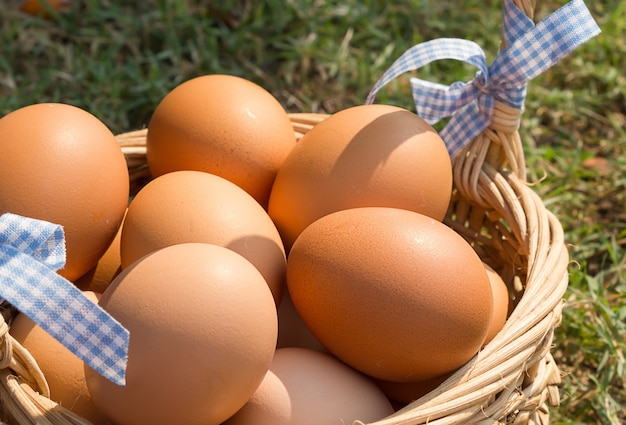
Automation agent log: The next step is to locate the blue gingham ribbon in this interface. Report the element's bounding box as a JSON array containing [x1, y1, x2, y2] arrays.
[[0, 213, 129, 386], [366, 0, 601, 156]]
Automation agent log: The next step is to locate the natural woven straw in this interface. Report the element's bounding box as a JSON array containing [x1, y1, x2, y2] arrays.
[[0, 0, 569, 423]]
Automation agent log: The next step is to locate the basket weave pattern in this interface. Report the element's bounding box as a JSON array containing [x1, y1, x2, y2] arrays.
[[0, 0, 569, 423]]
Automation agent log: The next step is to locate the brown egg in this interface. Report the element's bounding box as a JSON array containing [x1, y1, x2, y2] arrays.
[[9, 291, 110, 425], [120, 170, 286, 304], [0, 103, 129, 281], [374, 372, 453, 405], [224, 347, 394, 425], [268, 103, 452, 250], [287, 207, 493, 382], [85, 243, 278, 425], [74, 209, 126, 294], [483, 263, 510, 345], [146, 74, 297, 208]]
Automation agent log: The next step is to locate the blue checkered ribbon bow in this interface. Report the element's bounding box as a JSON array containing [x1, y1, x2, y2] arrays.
[[365, 0, 601, 157], [0, 213, 129, 386]]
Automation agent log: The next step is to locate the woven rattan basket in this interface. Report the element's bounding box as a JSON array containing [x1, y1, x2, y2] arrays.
[[0, 0, 571, 423]]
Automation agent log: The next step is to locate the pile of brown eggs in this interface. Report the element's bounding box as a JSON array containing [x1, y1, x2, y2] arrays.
[[0, 74, 510, 425]]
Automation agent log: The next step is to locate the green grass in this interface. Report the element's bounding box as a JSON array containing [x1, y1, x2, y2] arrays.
[[1, 0, 625, 423]]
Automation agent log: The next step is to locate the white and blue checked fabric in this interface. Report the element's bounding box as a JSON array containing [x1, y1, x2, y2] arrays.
[[0, 213, 129, 386], [366, 0, 601, 157]]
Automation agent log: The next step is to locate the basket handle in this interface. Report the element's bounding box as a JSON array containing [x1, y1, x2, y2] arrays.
[[482, 0, 534, 177], [455, 0, 599, 205], [366, 0, 598, 187], [479, 0, 534, 179]]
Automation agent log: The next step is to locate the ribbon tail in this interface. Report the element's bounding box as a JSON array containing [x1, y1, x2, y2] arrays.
[[0, 247, 129, 386], [0, 213, 66, 271], [493, 0, 601, 91], [502, 0, 535, 46]]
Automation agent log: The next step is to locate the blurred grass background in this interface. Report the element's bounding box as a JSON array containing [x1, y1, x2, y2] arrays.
[[1, 0, 624, 423]]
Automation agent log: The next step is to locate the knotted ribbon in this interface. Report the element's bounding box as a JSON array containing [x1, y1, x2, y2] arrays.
[[366, 0, 601, 157], [0, 213, 129, 386]]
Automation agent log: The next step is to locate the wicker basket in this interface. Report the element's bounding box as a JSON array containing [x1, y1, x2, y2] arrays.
[[0, 0, 570, 423]]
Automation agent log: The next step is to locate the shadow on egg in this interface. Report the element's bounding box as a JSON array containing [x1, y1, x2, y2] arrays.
[[330, 111, 437, 182], [226, 234, 287, 305]]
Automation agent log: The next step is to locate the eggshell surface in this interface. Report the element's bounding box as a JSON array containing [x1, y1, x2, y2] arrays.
[[374, 372, 453, 405], [287, 207, 493, 382], [224, 347, 394, 425], [268, 103, 452, 250], [9, 291, 109, 425], [85, 243, 278, 425], [74, 209, 126, 293], [120, 170, 286, 304], [483, 263, 510, 345], [0, 103, 129, 281], [146, 74, 297, 207]]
